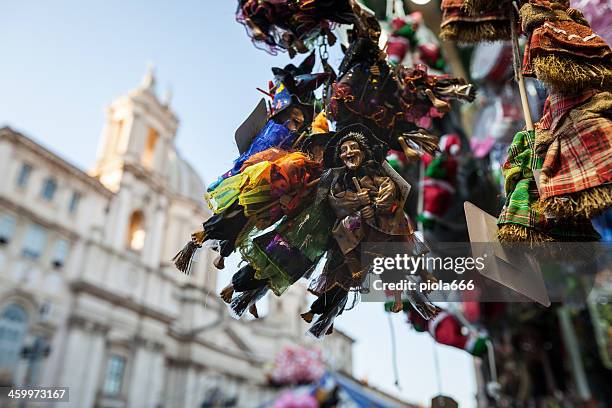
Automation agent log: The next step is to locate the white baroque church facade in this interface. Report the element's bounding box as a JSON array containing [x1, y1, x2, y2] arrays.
[[0, 70, 355, 408]]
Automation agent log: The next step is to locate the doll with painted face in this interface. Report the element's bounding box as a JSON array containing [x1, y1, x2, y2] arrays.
[[218, 129, 335, 319], [302, 124, 433, 337]]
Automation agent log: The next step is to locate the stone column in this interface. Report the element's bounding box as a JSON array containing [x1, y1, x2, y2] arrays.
[[0, 140, 14, 195], [58, 317, 107, 408], [142, 200, 166, 268], [106, 188, 131, 251], [126, 339, 166, 408]]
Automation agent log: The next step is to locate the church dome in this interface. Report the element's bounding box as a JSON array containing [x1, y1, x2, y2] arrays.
[[166, 149, 207, 206]]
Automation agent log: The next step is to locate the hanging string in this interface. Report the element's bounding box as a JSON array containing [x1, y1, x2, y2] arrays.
[[394, 0, 406, 18], [386, 312, 402, 390], [432, 340, 443, 395], [509, 2, 522, 83], [509, 0, 534, 130]]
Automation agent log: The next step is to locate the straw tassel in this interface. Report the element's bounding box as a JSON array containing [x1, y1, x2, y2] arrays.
[[532, 54, 612, 92], [536, 184, 612, 220], [497, 223, 555, 243], [440, 22, 511, 43], [172, 230, 206, 274], [172, 241, 200, 274]]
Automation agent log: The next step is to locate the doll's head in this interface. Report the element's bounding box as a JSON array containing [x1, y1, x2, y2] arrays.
[[323, 124, 387, 169], [339, 138, 365, 170]]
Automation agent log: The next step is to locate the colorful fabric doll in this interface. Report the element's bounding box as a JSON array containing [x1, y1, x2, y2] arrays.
[[440, 0, 512, 43], [208, 148, 321, 225], [330, 38, 401, 138], [534, 90, 612, 220], [207, 54, 327, 192], [497, 129, 601, 241], [497, 130, 552, 242], [520, 0, 612, 92], [174, 108, 328, 274], [219, 132, 334, 318], [418, 134, 462, 229], [174, 148, 320, 273], [397, 64, 476, 129], [385, 301, 489, 357], [235, 0, 355, 57], [302, 124, 433, 338], [331, 32, 475, 150], [270, 52, 332, 103]]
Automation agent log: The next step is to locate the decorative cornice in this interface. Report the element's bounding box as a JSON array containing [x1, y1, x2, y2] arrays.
[[132, 334, 165, 352], [167, 327, 265, 366], [0, 127, 113, 197], [67, 313, 111, 334], [69, 280, 175, 324], [0, 196, 80, 241]]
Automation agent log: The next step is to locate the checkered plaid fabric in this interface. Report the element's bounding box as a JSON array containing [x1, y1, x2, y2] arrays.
[[539, 91, 612, 199], [498, 130, 546, 229]]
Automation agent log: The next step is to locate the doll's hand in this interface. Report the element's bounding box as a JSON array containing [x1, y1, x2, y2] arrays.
[[357, 191, 370, 206], [425, 89, 451, 113], [191, 230, 205, 246], [361, 206, 375, 219]]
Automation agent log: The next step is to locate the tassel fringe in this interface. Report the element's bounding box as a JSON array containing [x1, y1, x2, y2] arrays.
[[536, 184, 612, 220], [172, 241, 200, 274], [533, 54, 612, 92], [440, 22, 511, 43], [497, 223, 555, 243], [229, 286, 268, 319]]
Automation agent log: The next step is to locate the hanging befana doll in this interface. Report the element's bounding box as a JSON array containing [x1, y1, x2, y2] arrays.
[[206, 51, 333, 195], [302, 124, 435, 338], [235, 0, 355, 57], [172, 54, 333, 273], [220, 128, 335, 319]]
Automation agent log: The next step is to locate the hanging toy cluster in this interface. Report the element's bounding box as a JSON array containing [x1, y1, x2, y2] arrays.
[[417, 134, 462, 229], [268, 346, 326, 386], [436, 0, 611, 243], [174, 0, 478, 339], [384, 300, 489, 357], [387, 11, 446, 72], [500, 0, 611, 242]]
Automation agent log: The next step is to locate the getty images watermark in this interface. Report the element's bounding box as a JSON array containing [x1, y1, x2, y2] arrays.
[[370, 253, 487, 292], [360, 241, 610, 303]]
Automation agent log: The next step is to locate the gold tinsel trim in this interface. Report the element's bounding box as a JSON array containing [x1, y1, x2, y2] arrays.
[[440, 22, 511, 43], [533, 54, 612, 92], [497, 223, 555, 243], [519, 3, 559, 32], [536, 184, 612, 219]]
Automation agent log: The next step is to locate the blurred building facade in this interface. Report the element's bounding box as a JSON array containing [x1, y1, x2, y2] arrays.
[[0, 70, 354, 408]]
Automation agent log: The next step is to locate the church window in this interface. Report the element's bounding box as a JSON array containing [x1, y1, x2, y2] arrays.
[[126, 211, 145, 251], [0, 214, 16, 245], [102, 354, 125, 396], [141, 127, 159, 170], [41, 178, 57, 201], [68, 192, 81, 213], [51, 239, 69, 268], [21, 224, 47, 260], [0, 304, 28, 386], [16, 163, 32, 188]]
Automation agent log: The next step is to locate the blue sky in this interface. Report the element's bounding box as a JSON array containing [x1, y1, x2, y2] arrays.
[[0, 1, 476, 405]]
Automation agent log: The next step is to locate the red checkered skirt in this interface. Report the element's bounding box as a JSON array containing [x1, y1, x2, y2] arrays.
[[540, 93, 612, 199]]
